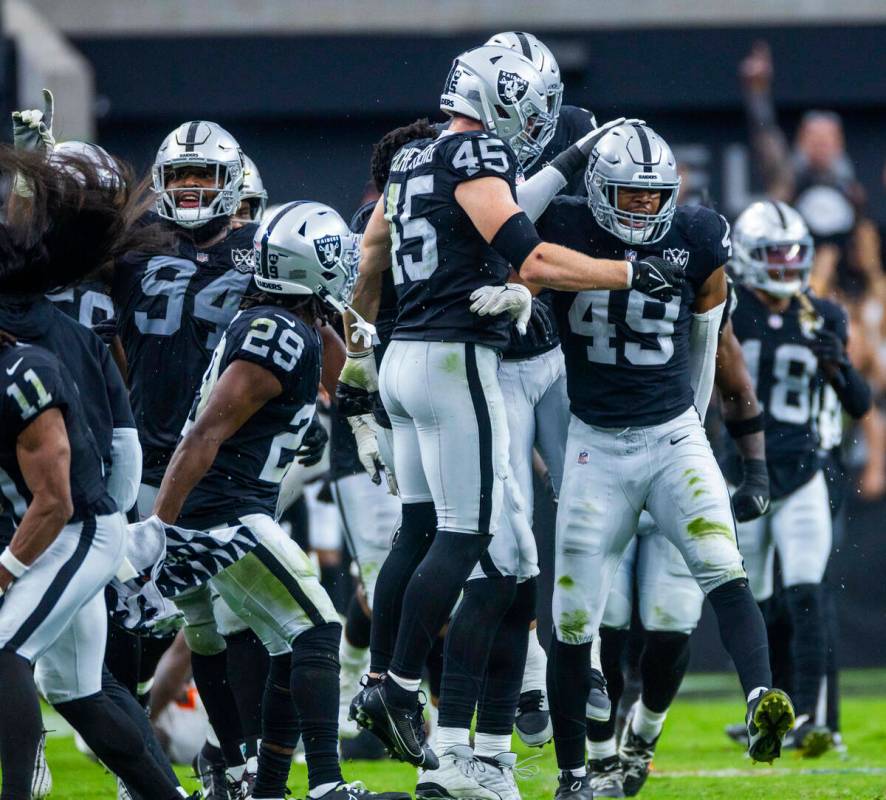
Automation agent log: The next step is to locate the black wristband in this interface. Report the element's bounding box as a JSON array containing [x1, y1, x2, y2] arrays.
[[550, 143, 586, 180], [725, 412, 764, 439], [491, 211, 544, 270]]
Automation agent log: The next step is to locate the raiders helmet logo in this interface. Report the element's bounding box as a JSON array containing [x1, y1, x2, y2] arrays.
[[314, 235, 342, 268], [662, 248, 690, 268], [497, 70, 529, 105]]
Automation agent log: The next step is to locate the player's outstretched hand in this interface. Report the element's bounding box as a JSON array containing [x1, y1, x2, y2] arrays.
[[469, 283, 532, 335], [731, 458, 771, 522], [11, 88, 55, 153], [631, 256, 685, 301]]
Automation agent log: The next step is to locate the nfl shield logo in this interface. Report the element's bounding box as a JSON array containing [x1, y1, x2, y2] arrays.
[[624, 249, 637, 262], [196, 252, 208, 263], [578, 451, 589, 465], [313, 235, 342, 268], [497, 70, 529, 105]]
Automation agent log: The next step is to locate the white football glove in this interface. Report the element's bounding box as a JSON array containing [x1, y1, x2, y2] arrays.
[[11, 89, 55, 154], [348, 415, 398, 495], [573, 116, 644, 158], [469, 283, 533, 335]]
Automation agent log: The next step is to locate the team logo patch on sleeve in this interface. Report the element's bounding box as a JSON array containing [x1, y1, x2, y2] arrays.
[[314, 235, 342, 268], [230, 248, 255, 272], [662, 248, 690, 268], [497, 70, 529, 105]]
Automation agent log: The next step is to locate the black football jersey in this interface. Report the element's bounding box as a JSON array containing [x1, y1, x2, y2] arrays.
[[524, 104, 596, 196], [730, 285, 846, 500], [537, 198, 731, 428], [177, 305, 321, 527], [46, 280, 115, 329], [384, 131, 517, 351], [0, 344, 109, 525], [113, 224, 256, 480]]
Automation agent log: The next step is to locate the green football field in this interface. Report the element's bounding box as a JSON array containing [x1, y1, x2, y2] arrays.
[[30, 671, 886, 799]]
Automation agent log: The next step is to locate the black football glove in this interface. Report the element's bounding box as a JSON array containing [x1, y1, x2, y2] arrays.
[[295, 416, 329, 467], [808, 328, 848, 370], [631, 256, 685, 301], [525, 298, 556, 346], [731, 458, 771, 522], [336, 350, 379, 417], [91, 316, 118, 346]]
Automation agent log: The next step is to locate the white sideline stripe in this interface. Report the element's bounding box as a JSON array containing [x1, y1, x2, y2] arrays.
[[651, 767, 886, 779]]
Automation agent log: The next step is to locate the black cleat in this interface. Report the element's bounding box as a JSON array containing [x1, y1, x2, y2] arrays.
[[313, 780, 412, 800], [515, 689, 553, 747], [588, 755, 625, 797], [354, 679, 438, 769], [341, 728, 388, 761], [747, 688, 795, 764], [554, 772, 592, 800], [192, 747, 228, 800], [586, 668, 612, 723], [785, 717, 834, 759], [619, 714, 658, 797]]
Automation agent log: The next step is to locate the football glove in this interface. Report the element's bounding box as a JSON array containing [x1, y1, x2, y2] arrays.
[[808, 328, 848, 370], [91, 316, 118, 346], [348, 414, 398, 495], [11, 89, 55, 154], [549, 117, 644, 180], [631, 256, 685, 301], [524, 298, 557, 347], [731, 458, 771, 522], [336, 349, 378, 417], [295, 416, 329, 467], [469, 283, 532, 335]]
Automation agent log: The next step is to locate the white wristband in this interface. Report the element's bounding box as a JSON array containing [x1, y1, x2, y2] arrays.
[[0, 547, 28, 579], [624, 261, 634, 288]]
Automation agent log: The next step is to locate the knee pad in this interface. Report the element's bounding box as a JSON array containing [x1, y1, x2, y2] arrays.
[[263, 654, 299, 748], [183, 619, 227, 656], [291, 622, 341, 671]]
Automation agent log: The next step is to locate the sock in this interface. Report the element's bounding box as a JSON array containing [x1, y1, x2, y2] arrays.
[[783, 583, 826, 717], [344, 595, 371, 650], [425, 634, 446, 702], [437, 576, 516, 731], [191, 650, 246, 766], [290, 624, 343, 790], [586, 628, 628, 743], [0, 651, 42, 800], [522, 623, 547, 693], [477, 578, 535, 737], [474, 732, 512, 757], [54, 692, 181, 800], [548, 637, 591, 771], [588, 738, 616, 760], [590, 635, 603, 674], [369, 502, 437, 673], [707, 578, 772, 698], [639, 631, 690, 713], [747, 687, 767, 703], [252, 747, 291, 800], [225, 629, 271, 751], [253, 655, 299, 800], [388, 672, 421, 693], [390, 530, 493, 680], [309, 780, 340, 798], [823, 581, 840, 731], [631, 700, 667, 742], [436, 726, 471, 752], [562, 766, 587, 778]]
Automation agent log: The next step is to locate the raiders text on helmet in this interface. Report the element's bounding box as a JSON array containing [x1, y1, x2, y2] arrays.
[[731, 200, 814, 299], [440, 45, 553, 169], [585, 123, 681, 245], [253, 201, 360, 314], [240, 154, 269, 222], [152, 120, 244, 229]]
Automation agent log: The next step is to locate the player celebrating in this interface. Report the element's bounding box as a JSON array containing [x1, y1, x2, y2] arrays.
[[341, 46, 682, 770], [537, 123, 794, 800], [728, 200, 870, 756]]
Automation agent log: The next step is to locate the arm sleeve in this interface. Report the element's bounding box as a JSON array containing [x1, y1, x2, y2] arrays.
[[689, 300, 726, 416], [107, 427, 142, 513], [516, 166, 568, 222]]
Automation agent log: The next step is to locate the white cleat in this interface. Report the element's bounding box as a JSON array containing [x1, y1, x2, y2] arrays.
[[31, 731, 52, 799], [474, 753, 521, 800], [416, 745, 502, 800]]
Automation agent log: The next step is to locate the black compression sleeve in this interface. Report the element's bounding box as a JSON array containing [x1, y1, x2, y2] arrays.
[[833, 364, 872, 419], [491, 211, 543, 271]]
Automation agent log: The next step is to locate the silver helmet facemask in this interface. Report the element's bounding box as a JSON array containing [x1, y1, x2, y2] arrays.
[[585, 123, 681, 245], [731, 200, 814, 299], [440, 45, 554, 170], [152, 121, 244, 229]]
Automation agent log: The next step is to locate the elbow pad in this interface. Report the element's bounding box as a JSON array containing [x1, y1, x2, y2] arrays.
[[107, 427, 143, 513], [689, 301, 725, 417], [516, 166, 568, 222], [491, 212, 543, 272], [834, 364, 872, 419]]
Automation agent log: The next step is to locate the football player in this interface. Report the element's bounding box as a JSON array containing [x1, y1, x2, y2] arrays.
[[340, 45, 680, 771], [233, 154, 269, 227], [584, 285, 772, 797], [0, 147, 194, 800], [728, 200, 870, 756], [536, 123, 794, 800], [148, 201, 408, 800]]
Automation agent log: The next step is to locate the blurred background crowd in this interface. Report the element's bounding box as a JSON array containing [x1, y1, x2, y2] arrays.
[[2, 0, 884, 673]]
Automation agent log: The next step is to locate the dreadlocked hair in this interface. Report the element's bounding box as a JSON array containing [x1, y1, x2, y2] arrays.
[[239, 288, 334, 327], [0, 146, 169, 294], [370, 118, 439, 192]]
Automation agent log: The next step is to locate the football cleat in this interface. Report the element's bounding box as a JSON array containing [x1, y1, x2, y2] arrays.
[[416, 745, 502, 800], [117, 777, 133, 800], [724, 721, 749, 747], [554, 772, 592, 800], [587, 756, 625, 798], [31, 730, 52, 799], [586, 668, 612, 723], [515, 689, 553, 747], [226, 758, 257, 800], [341, 728, 388, 761], [746, 688, 795, 763], [314, 780, 411, 800], [353, 679, 438, 769], [475, 752, 521, 800], [618, 710, 658, 797], [192, 747, 228, 800], [784, 716, 834, 759]]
